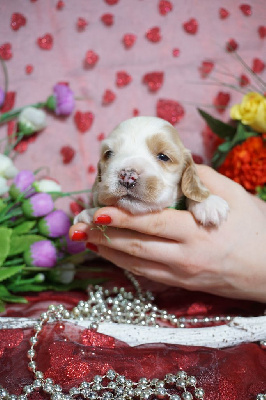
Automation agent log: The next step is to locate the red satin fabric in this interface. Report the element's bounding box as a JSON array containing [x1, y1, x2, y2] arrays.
[[0, 266, 265, 399]]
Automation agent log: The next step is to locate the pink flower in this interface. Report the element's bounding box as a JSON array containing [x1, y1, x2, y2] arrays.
[[61, 234, 86, 254], [0, 87, 5, 107], [53, 84, 75, 115], [22, 193, 54, 217], [9, 170, 35, 199], [24, 240, 57, 268], [38, 210, 71, 237]]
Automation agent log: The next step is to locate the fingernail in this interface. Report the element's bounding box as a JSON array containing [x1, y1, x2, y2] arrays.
[[86, 242, 99, 252], [71, 231, 88, 241], [94, 214, 112, 225]]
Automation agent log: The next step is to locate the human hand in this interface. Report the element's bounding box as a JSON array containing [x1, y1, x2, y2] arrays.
[[69, 166, 266, 303]]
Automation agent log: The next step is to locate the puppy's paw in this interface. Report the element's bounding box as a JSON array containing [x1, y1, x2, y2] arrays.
[[187, 195, 229, 226], [73, 209, 95, 225]]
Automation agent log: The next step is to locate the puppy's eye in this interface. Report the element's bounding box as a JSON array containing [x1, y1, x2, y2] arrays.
[[157, 153, 170, 162], [104, 150, 113, 160]]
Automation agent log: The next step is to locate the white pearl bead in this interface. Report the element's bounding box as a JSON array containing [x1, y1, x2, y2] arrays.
[[182, 392, 193, 400]]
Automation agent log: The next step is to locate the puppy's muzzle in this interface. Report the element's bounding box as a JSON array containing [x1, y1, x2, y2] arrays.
[[118, 168, 139, 189]]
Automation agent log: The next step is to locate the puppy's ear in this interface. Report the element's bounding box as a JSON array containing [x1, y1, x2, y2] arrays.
[[181, 150, 210, 202]]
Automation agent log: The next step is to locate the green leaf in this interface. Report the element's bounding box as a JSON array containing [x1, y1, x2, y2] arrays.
[[212, 140, 234, 168], [0, 199, 7, 213], [231, 123, 258, 147], [198, 108, 236, 139], [0, 227, 12, 267], [211, 123, 259, 169], [256, 185, 266, 201], [0, 265, 24, 282], [8, 234, 46, 256], [216, 141, 233, 153], [212, 150, 230, 169], [0, 299, 6, 313], [0, 285, 28, 303], [13, 221, 36, 234]]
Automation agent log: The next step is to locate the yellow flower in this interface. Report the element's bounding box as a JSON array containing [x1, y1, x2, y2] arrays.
[[230, 92, 266, 133]]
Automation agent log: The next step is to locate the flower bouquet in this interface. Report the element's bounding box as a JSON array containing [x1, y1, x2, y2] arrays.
[[0, 78, 103, 312], [199, 77, 265, 198]]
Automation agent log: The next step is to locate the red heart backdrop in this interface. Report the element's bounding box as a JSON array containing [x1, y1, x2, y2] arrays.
[[0, 0, 265, 212]]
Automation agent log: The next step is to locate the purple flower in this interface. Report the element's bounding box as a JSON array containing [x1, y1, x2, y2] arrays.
[[62, 234, 86, 254], [24, 240, 57, 268], [38, 210, 71, 237], [9, 170, 35, 199], [22, 193, 54, 217], [0, 87, 5, 108], [14, 170, 35, 191], [53, 84, 75, 115]]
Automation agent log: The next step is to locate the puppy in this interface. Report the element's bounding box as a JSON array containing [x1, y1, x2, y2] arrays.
[[74, 116, 229, 226]]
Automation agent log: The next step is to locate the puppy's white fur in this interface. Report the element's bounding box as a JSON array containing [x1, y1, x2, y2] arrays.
[[75, 116, 229, 226]]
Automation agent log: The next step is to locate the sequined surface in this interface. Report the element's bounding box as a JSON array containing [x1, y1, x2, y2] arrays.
[[74, 111, 94, 133], [156, 99, 185, 124], [0, 268, 266, 399], [37, 34, 54, 50]]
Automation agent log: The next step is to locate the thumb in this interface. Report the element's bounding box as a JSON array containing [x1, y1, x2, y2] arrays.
[[195, 165, 244, 200]]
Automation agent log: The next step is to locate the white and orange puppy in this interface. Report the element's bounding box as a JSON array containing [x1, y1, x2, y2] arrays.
[[74, 116, 229, 226]]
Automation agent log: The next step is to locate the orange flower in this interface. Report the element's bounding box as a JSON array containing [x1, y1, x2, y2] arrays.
[[219, 136, 266, 192]]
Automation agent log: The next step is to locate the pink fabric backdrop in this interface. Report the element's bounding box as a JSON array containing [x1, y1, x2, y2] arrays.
[[0, 0, 265, 211]]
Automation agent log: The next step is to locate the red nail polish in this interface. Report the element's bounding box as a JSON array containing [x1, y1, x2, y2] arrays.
[[71, 231, 88, 241], [94, 214, 112, 225], [86, 242, 98, 252]]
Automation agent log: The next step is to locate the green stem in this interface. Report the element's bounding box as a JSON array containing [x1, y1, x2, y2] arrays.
[[0, 192, 26, 220], [49, 189, 92, 197], [232, 52, 266, 91], [23, 265, 102, 272], [3, 258, 24, 267], [4, 131, 24, 156], [34, 166, 50, 175], [0, 102, 46, 125], [215, 68, 263, 94], [4, 216, 26, 228], [0, 131, 16, 144], [12, 276, 42, 285], [189, 78, 247, 95], [0, 208, 23, 224], [0, 57, 8, 98]]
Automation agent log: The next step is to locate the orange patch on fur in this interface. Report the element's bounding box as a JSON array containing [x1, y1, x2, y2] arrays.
[[181, 151, 210, 202], [146, 132, 182, 172], [143, 175, 161, 202]]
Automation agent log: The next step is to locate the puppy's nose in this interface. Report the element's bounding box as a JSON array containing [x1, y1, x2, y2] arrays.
[[118, 168, 139, 189]]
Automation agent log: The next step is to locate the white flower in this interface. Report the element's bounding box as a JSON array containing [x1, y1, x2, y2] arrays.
[[33, 179, 62, 193], [57, 263, 75, 284], [18, 106, 47, 134], [0, 154, 18, 179], [35, 273, 45, 283], [0, 176, 9, 195]]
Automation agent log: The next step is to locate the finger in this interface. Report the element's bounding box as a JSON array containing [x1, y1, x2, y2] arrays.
[[87, 226, 185, 267], [69, 222, 91, 241], [98, 245, 179, 286], [93, 207, 199, 242]]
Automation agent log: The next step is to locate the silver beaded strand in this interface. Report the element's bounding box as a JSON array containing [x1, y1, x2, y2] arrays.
[[0, 271, 265, 400], [26, 303, 206, 400]]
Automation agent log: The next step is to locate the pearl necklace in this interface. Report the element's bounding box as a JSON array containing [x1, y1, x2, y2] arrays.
[[0, 271, 265, 400]]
